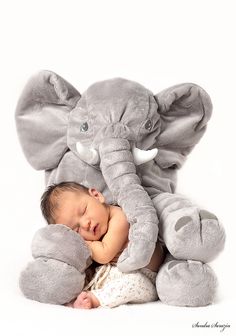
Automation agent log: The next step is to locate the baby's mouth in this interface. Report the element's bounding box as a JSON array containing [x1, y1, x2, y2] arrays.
[[93, 224, 98, 235]]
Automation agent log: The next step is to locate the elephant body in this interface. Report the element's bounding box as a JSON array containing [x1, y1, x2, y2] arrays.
[[16, 71, 225, 306]]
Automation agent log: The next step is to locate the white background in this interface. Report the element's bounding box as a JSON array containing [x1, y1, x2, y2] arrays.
[[0, 0, 235, 335]]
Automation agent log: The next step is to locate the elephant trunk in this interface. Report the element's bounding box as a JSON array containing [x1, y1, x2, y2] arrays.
[[99, 138, 159, 271]]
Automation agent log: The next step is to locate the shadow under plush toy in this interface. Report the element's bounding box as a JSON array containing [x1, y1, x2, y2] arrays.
[[16, 71, 225, 306]]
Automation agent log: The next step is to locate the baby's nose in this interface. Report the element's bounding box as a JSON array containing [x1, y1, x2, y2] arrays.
[[81, 218, 91, 230]]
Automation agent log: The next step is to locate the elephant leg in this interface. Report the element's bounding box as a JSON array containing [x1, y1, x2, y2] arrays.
[[156, 254, 217, 306], [152, 193, 225, 262]]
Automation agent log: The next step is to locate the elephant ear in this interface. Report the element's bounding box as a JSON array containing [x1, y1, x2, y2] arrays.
[[15, 70, 81, 170], [154, 83, 213, 169]]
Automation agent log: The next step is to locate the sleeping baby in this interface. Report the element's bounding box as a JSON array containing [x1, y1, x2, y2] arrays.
[[40, 181, 164, 308]]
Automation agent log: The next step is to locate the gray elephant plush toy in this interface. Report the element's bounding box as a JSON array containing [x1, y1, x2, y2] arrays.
[[16, 70, 225, 306], [19, 224, 92, 304]]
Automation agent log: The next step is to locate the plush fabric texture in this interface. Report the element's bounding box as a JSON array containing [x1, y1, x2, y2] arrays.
[[19, 225, 92, 304], [153, 193, 225, 263], [16, 71, 225, 306], [156, 254, 218, 307], [31, 224, 92, 272]]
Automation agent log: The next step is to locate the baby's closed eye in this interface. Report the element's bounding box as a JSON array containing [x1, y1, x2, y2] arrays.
[[78, 206, 87, 215], [72, 224, 80, 233]]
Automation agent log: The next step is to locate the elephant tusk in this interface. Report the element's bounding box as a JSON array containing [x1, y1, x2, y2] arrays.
[[76, 141, 100, 165], [76, 141, 157, 166], [132, 146, 158, 165]]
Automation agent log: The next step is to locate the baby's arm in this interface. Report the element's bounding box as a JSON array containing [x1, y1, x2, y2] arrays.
[[86, 209, 129, 264]]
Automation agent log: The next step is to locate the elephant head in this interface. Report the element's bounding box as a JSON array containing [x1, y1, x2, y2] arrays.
[[15, 71, 212, 272]]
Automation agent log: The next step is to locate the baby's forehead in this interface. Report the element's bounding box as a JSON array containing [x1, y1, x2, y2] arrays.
[[52, 190, 83, 219], [52, 189, 85, 204]]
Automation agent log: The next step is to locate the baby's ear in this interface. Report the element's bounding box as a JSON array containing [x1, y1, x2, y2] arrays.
[[88, 188, 105, 203], [15, 70, 81, 170]]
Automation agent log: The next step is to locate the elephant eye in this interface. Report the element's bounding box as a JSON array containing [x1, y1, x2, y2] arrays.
[[80, 122, 89, 132], [144, 119, 152, 131]]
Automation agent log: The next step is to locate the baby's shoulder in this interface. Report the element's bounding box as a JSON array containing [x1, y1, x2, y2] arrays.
[[109, 205, 129, 228], [110, 205, 126, 218]]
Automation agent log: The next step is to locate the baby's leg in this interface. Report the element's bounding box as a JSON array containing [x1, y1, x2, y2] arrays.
[[73, 291, 100, 309], [91, 268, 158, 308]]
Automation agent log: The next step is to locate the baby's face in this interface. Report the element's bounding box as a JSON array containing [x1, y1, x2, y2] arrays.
[[54, 189, 110, 241]]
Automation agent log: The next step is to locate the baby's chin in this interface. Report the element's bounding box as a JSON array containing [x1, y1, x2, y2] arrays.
[[91, 233, 103, 241], [83, 232, 103, 241]]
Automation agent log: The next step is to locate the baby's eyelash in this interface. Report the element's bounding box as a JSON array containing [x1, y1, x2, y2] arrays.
[[73, 223, 80, 230], [75, 225, 80, 233]]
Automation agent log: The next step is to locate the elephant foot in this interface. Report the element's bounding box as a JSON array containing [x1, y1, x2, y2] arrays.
[[153, 193, 225, 262], [156, 255, 217, 307], [171, 209, 225, 262], [117, 239, 156, 272]]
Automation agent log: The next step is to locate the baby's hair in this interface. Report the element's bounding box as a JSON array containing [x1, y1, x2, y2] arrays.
[[40, 181, 89, 224]]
